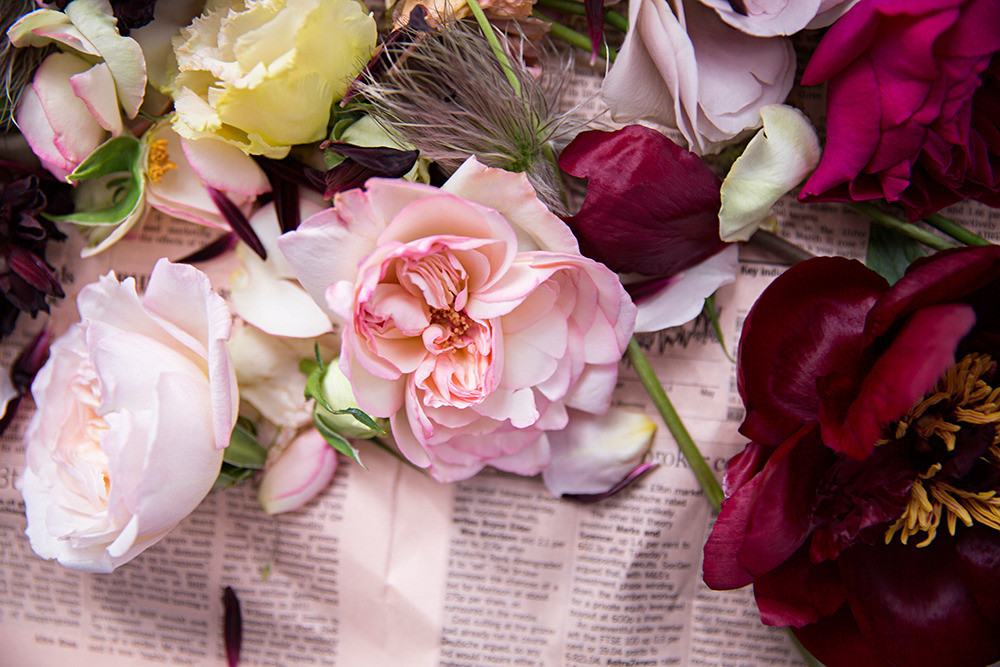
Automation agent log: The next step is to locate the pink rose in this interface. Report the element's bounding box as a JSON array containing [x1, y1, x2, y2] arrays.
[[279, 159, 636, 482], [19, 260, 238, 572], [799, 0, 1000, 219]]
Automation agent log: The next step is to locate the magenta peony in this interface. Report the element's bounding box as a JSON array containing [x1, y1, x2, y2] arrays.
[[798, 0, 1000, 220], [704, 247, 1000, 666]]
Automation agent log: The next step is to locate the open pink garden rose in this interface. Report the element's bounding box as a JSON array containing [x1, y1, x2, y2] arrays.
[[279, 158, 636, 482], [703, 247, 1000, 666], [19, 260, 238, 573]]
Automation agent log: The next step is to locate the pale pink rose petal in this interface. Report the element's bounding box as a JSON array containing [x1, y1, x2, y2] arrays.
[[29, 52, 107, 169], [259, 429, 338, 515], [15, 85, 72, 178], [442, 157, 580, 253], [68, 63, 122, 134]]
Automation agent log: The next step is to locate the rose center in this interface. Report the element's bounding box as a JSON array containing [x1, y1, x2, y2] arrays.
[[883, 353, 1000, 547], [146, 139, 177, 184], [428, 306, 474, 347]]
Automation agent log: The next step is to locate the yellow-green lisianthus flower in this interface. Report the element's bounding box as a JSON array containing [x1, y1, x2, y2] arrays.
[[169, 0, 377, 158]]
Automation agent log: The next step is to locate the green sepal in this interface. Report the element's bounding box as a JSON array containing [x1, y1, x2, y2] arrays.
[[47, 135, 145, 226], [313, 405, 366, 469], [304, 363, 336, 412], [224, 420, 268, 469], [866, 222, 927, 286], [213, 463, 257, 490], [326, 407, 386, 436]]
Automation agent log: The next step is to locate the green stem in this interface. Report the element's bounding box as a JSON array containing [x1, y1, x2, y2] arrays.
[[923, 213, 992, 247], [535, 0, 629, 32], [626, 338, 723, 512], [466, 0, 521, 97], [848, 202, 959, 252], [531, 10, 616, 62], [750, 230, 816, 265]]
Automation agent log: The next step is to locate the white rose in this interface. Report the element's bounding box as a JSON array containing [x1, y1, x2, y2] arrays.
[[19, 260, 238, 572]]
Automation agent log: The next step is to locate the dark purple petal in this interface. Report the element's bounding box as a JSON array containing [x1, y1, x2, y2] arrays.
[[222, 587, 242, 667], [737, 257, 887, 447], [6, 246, 63, 297], [0, 328, 52, 438], [208, 187, 266, 261], [319, 144, 419, 199], [559, 126, 727, 277], [177, 234, 238, 265], [839, 536, 1000, 667], [564, 461, 658, 504], [274, 179, 301, 233], [584, 0, 604, 65], [954, 527, 1000, 622], [821, 303, 975, 460]]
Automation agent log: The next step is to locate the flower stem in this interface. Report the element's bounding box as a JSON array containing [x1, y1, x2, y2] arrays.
[[848, 202, 960, 251], [466, 0, 522, 97], [923, 212, 992, 246], [626, 337, 723, 512], [535, 0, 629, 32], [749, 230, 816, 265], [531, 10, 617, 62]]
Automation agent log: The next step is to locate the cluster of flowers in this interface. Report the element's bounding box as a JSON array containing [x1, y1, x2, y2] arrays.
[[2, 0, 999, 664]]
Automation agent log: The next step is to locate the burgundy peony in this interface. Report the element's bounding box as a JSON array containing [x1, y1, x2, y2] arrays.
[[798, 0, 1000, 220], [704, 246, 1000, 667]]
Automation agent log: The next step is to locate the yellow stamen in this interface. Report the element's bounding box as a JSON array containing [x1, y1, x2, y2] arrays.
[[146, 139, 177, 183], [885, 353, 1000, 546]]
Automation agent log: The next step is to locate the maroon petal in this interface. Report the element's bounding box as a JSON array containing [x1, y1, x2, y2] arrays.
[[274, 179, 301, 233], [821, 302, 975, 460], [740, 426, 836, 578], [559, 126, 727, 277], [954, 526, 1000, 623], [6, 247, 63, 297], [703, 464, 763, 590], [222, 586, 242, 667], [738, 257, 887, 446], [584, 0, 604, 65], [753, 545, 845, 627], [177, 234, 238, 265], [864, 245, 1000, 345], [791, 604, 892, 667], [839, 536, 1000, 667], [320, 144, 419, 199], [208, 187, 266, 261]]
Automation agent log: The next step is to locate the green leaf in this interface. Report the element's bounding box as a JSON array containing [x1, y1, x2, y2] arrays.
[[702, 293, 734, 364], [866, 222, 927, 285], [326, 407, 387, 436], [314, 407, 366, 469], [224, 422, 268, 469]]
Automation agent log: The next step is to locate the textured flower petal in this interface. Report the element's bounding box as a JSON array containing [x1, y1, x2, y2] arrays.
[[560, 125, 728, 277], [839, 535, 1000, 667], [822, 303, 975, 460], [738, 257, 887, 446], [719, 105, 821, 243], [259, 429, 338, 515]]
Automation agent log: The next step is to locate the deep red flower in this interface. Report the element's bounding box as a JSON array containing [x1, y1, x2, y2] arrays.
[[798, 0, 1000, 220], [704, 247, 1000, 667]]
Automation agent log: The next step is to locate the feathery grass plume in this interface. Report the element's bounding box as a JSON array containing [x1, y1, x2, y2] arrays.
[[1, 1, 50, 131], [353, 18, 583, 212]]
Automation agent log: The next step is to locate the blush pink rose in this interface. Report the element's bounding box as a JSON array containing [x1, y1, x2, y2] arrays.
[[19, 260, 238, 572], [279, 158, 636, 482], [799, 0, 1000, 219]]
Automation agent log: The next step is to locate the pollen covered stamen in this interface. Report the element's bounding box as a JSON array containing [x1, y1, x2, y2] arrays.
[[884, 353, 1000, 547], [146, 139, 177, 183], [429, 306, 473, 348]]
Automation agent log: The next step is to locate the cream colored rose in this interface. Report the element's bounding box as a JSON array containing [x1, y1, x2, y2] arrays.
[[170, 0, 377, 158]]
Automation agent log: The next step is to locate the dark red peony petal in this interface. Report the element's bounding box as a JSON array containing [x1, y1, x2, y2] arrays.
[[954, 526, 1000, 623], [753, 545, 845, 627], [864, 245, 1000, 345], [722, 441, 770, 498], [559, 126, 727, 278], [821, 302, 975, 460], [703, 465, 761, 590], [839, 536, 1000, 667], [740, 426, 837, 578], [737, 257, 887, 446], [791, 603, 892, 667]]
